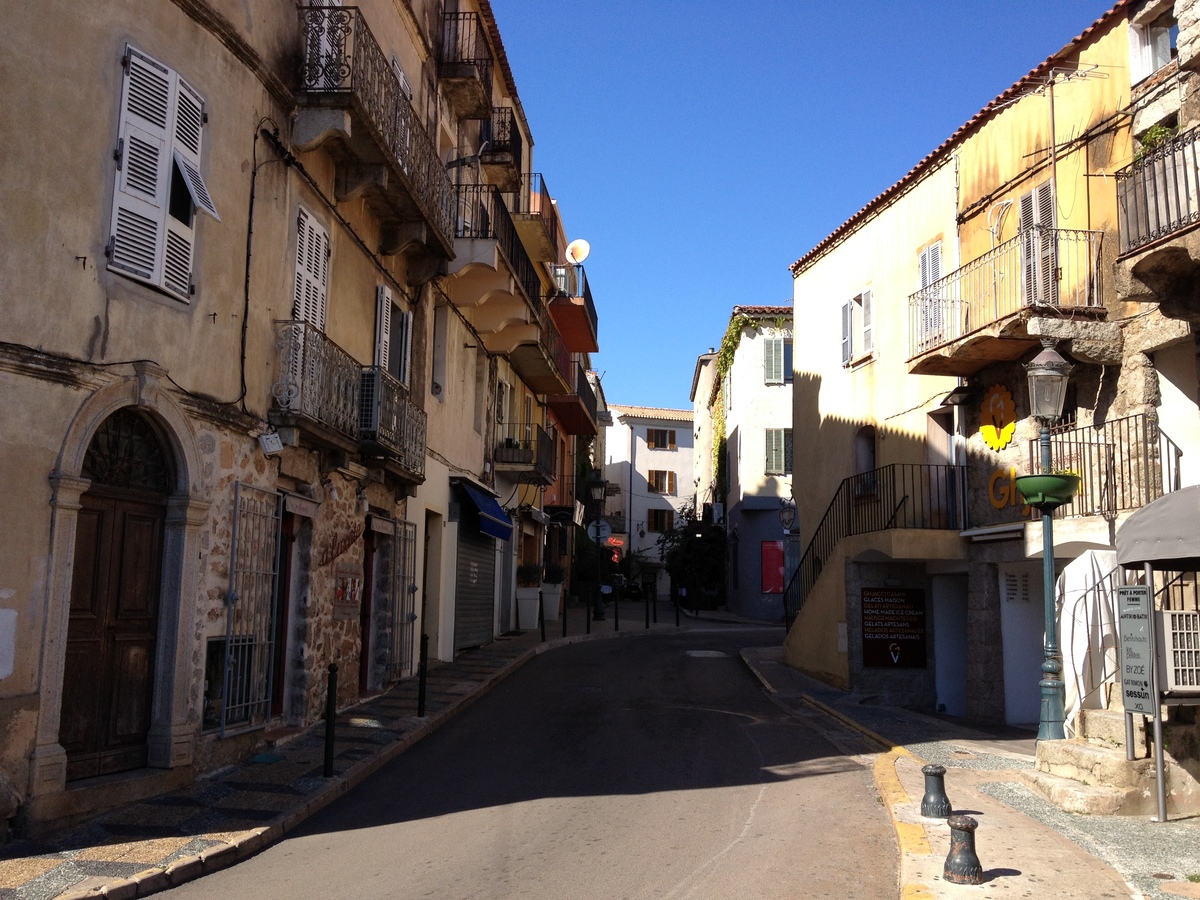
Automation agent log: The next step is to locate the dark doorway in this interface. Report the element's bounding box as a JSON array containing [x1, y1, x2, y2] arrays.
[[62, 409, 172, 781]]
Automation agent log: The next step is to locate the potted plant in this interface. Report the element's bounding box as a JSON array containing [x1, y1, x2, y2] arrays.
[[1014, 471, 1081, 509], [540, 564, 565, 621], [515, 562, 543, 629]]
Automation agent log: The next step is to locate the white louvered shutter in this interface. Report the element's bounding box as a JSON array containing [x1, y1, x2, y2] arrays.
[[841, 301, 852, 365], [109, 48, 172, 285], [397, 308, 413, 385], [919, 243, 942, 347], [293, 209, 329, 330], [764, 336, 783, 384], [1020, 182, 1056, 305], [375, 285, 393, 370], [861, 290, 873, 355], [766, 430, 782, 475]]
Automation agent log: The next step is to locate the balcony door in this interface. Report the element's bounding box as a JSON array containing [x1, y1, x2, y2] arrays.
[[1019, 181, 1058, 306]]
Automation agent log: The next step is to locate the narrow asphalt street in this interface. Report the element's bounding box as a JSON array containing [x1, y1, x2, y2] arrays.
[[160, 626, 897, 899]]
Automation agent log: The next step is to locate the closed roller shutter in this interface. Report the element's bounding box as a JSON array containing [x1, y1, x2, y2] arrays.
[[454, 523, 495, 651]]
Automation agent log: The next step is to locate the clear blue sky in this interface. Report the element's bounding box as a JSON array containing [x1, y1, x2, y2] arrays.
[[489, 1, 1111, 411]]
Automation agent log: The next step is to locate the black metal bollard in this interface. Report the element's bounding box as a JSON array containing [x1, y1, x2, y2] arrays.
[[944, 815, 984, 885], [562, 594, 568, 638], [539, 589, 546, 642], [323, 663, 338, 778], [417, 633, 428, 717], [645, 591, 650, 630], [920, 763, 952, 818], [675, 594, 680, 627], [614, 587, 619, 632]]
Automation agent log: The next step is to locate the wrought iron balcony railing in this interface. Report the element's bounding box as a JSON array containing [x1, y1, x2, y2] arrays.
[[272, 320, 361, 439], [494, 422, 556, 483], [1117, 127, 1200, 253], [359, 366, 427, 480], [456, 185, 540, 307], [505, 173, 561, 261], [438, 11, 493, 117], [1030, 413, 1181, 519], [298, 6, 455, 246], [908, 227, 1103, 359], [783, 464, 968, 626], [481, 107, 523, 177]]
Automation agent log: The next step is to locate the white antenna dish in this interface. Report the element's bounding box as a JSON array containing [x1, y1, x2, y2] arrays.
[[565, 238, 590, 264]]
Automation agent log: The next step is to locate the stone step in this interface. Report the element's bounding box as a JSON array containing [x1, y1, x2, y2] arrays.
[[1077, 706, 1146, 751], [1037, 738, 1156, 789], [1020, 769, 1144, 815]]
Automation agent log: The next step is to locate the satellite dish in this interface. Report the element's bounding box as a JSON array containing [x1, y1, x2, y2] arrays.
[[565, 238, 590, 264]]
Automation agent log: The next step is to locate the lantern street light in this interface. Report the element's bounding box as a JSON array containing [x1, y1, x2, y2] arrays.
[[1024, 341, 1073, 742], [588, 468, 607, 621]]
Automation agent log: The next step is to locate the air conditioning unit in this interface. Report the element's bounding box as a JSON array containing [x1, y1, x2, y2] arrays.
[[1159, 610, 1200, 692]]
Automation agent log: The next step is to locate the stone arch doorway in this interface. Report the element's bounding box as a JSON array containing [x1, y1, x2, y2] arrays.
[[61, 408, 174, 780]]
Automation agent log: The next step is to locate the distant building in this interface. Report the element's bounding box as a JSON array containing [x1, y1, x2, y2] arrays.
[[605, 407, 694, 599]]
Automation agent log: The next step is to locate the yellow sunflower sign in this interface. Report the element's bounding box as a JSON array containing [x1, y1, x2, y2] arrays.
[[981, 385, 1016, 451]]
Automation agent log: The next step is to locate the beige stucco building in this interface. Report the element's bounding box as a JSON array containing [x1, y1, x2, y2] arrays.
[[0, 0, 600, 836]]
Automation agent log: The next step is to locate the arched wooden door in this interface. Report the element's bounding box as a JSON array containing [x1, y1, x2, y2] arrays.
[[61, 409, 172, 781]]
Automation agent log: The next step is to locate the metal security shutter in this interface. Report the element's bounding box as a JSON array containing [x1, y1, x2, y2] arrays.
[[454, 524, 495, 651]]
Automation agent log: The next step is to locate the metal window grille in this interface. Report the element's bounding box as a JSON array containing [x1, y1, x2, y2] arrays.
[[221, 482, 283, 736], [1161, 610, 1200, 690]]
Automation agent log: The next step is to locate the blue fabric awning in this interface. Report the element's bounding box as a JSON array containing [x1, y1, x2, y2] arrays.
[[459, 482, 512, 542]]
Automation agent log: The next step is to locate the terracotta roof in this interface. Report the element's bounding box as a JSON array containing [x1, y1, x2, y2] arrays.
[[732, 305, 792, 317], [609, 405, 694, 423], [789, 1, 1130, 276]]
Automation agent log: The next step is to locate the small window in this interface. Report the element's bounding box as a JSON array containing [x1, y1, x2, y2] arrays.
[[764, 336, 794, 384], [1132, 11, 1178, 82], [375, 285, 412, 385], [647, 428, 676, 450], [648, 508, 675, 533], [648, 470, 676, 495], [765, 429, 793, 476]]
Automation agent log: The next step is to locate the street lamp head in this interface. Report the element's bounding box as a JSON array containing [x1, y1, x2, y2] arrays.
[[1024, 341, 1072, 424], [588, 467, 606, 502]]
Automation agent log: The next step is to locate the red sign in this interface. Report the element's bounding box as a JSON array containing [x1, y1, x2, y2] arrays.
[[605, 536, 625, 547], [761, 541, 784, 593]]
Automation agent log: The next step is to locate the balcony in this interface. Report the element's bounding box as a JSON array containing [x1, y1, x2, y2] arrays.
[[295, 7, 455, 261], [493, 423, 555, 485], [1031, 413, 1181, 521], [546, 361, 598, 436], [508, 307, 572, 394], [359, 367, 427, 482], [506, 173, 560, 263], [271, 320, 361, 447], [1116, 128, 1200, 319], [479, 107, 523, 192], [449, 184, 540, 311], [438, 12, 493, 120], [548, 264, 599, 353], [907, 227, 1105, 376], [783, 464, 967, 625]]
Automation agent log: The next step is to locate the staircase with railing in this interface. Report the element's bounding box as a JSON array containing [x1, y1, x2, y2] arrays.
[[783, 464, 967, 627]]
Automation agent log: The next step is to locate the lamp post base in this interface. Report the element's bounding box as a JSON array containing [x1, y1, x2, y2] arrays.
[[1038, 661, 1066, 742]]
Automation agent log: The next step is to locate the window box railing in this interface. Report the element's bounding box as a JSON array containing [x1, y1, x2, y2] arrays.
[[1117, 127, 1200, 253], [494, 422, 555, 482], [456, 184, 540, 307], [360, 366, 427, 480], [298, 6, 455, 246], [481, 106, 523, 181], [1030, 413, 1181, 519], [506, 173, 560, 261], [272, 320, 361, 439], [783, 464, 967, 626], [908, 227, 1103, 359], [438, 11, 493, 117]]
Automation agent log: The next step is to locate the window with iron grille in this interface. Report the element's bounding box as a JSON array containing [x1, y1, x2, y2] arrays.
[[647, 428, 676, 450], [648, 470, 676, 494], [107, 45, 220, 301], [766, 428, 793, 475], [648, 508, 674, 533]]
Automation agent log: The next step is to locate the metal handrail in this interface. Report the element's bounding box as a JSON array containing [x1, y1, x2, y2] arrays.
[[439, 11, 494, 101], [482, 107, 523, 176], [272, 320, 362, 438], [783, 464, 968, 626], [495, 422, 556, 479], [908, 227, 1103, 359], [298, 7, 455, 245], [550, 263, 599, 344], [1117, 126, 1200, 253], [506, 173, 561, 260], [359, 366, 427, 479], [1030, 413, 1182, 519]]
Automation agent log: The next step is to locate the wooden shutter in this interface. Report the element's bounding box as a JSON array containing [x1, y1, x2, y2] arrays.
[[109, 48, 172, 285], [861, 290, 873, 354], [919, 244, 943, 346], [293, 209, 329, 330], [668, 430, 676, 450], [1020, 183, 1057, 305], [647, 428, 657, 449], [375, 285, 392, 370], [766, 429, 782, 474], [668, 471, 676, 495], [841, 301, 852, 365], [764, 336, 783, 384]]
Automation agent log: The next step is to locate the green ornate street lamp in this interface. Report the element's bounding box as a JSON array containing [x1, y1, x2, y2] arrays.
[[1022, 341, 1074, 742]]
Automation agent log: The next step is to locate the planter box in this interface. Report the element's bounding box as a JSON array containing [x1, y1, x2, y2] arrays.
[[515, 586, 541, 630], [540, 583, 562, 621], [1015, 473, 1081, 509]]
